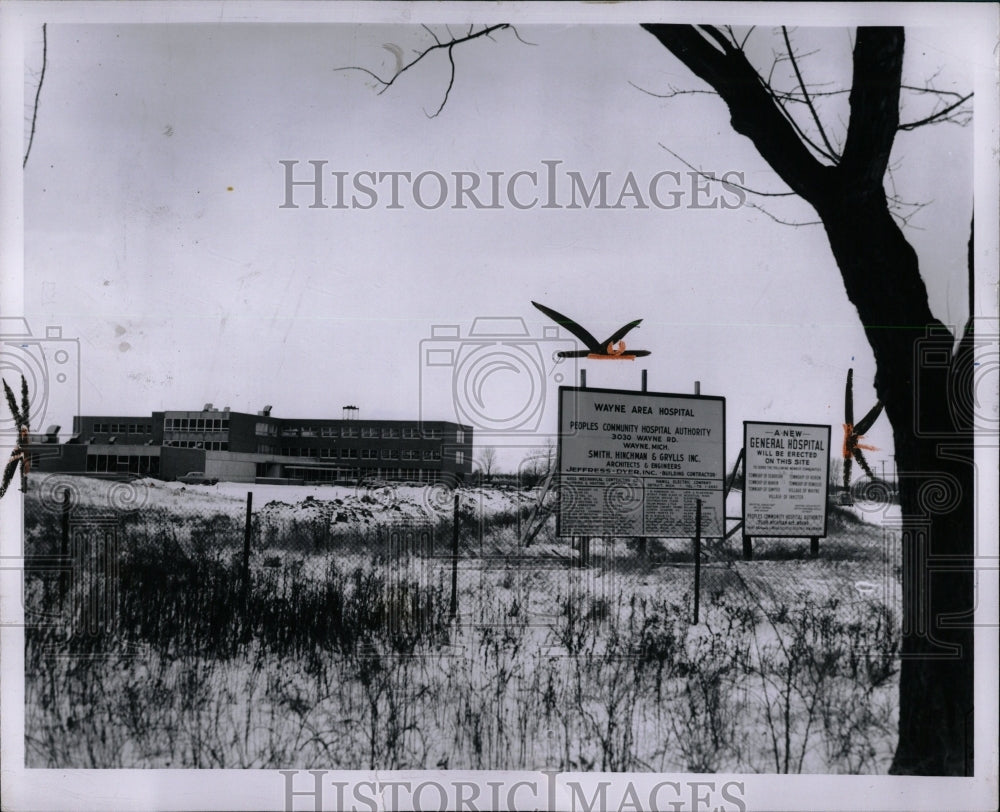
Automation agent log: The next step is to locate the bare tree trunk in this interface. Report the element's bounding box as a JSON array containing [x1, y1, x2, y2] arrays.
[[641, 24, 975, 774], [819, 195, 974, 775]]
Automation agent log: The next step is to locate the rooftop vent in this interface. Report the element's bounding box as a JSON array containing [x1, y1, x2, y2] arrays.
[[262, 405, 273, 417], [203, 403, 213, 411]]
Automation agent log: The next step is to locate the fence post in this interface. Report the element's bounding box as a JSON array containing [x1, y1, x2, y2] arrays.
[[742, 534, 753, 561], [693, 499, 702, 624], [242, 491, 253, 598], [450, 493, 459, 619], [635, 371, 648, 559], [59, 487, 70, 604], [810, 536, 819, 558]]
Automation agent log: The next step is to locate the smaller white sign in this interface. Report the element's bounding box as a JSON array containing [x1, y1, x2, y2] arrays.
[[743, 421, 831, 537]]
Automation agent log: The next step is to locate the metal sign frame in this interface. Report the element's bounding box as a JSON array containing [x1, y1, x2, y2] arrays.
[[742, 420, 832, 538], [556, 385, 726, 539]]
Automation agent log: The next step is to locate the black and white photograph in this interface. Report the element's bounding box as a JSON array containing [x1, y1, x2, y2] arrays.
[[1, 2, 997, 810]]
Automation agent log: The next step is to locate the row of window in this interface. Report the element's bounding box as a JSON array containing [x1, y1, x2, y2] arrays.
[[92, 423, 152, 434], [164, 441, 229, 451], [86, 454, 160, 474], [255, 423, 452, 440], [274, 447, 446, 461], [254, 466, 454, 484], [164, 418, 229, 432]]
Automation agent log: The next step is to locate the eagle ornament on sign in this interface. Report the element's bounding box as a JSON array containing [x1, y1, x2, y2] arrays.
[[531, 301, 650, 360]]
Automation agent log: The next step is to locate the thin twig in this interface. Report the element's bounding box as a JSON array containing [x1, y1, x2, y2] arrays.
[[746, 200, 823, 228], [781, 27, 839, 162], [336, 24, 512, 119], [898, 92, 973, 131], [657, 143, 798, 198]]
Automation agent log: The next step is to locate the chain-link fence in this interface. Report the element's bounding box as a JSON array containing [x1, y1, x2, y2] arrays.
[[20, 472, 901, 771]]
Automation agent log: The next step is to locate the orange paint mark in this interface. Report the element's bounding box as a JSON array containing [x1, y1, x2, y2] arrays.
[[843, 422, 877, 458], [586, 340, 636, 360]]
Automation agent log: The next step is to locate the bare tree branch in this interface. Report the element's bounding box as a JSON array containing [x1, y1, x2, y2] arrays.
[[745, 199, 822, 227], [336, 24, 514, 118], [627, 80, 719, 99], [738, 26, 756, 51], [698, 24, 737, 54], [898, 91, 973, 130], [840, 28, 904, 186], [641, 24, 830, 204], [657, 143, 797, 197], [23, 23, 47, 169], [757, 69, 842, 164], [781, 26, 839, 162], [901, 82, 968, 100]]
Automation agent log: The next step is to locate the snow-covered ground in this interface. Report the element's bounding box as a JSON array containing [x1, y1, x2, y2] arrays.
[[29, 473, 901, 538], [28, 473, 537, 523]]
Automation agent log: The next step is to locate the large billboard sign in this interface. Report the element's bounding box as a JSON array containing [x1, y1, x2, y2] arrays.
[[743, 421, 831, 537], [557, 387, 725, 538]]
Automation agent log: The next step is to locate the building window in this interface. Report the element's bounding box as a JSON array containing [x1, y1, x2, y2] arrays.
[[321, 426, 337, 437], [423, 449, 441, 461], [382, 427, 400, 439], [341, 448, 358, 459], [361, 449, 378, 459], [361, 427, 379, 439], [341, 427, 358, 438], [401, 450, 419, 461], [425, 429, 441, 439], [402, 428, 419, 439], [381, 448, 399, 460], [455, 450, 464, 465], [456, 429, 464, 443]]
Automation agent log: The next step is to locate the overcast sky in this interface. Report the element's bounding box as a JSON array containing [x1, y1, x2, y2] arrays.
[[11, 12, 983, 476]]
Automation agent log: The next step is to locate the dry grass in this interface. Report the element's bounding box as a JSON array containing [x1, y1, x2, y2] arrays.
[[23, 486, 899, 772]]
